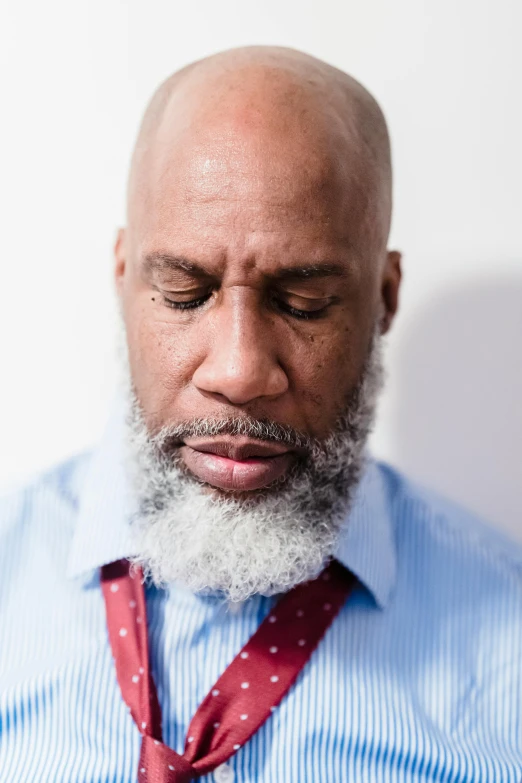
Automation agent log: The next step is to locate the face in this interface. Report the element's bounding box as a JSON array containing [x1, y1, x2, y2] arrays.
[[116, 112, 401, 494]]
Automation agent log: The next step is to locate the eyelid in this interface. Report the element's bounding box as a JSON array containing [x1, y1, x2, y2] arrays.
[[278, 293, 334, 309], [273, 297, 333, 320], [161, 285, 212, 300], [158, 285, 337, 319], [162, 292, 212, 311]]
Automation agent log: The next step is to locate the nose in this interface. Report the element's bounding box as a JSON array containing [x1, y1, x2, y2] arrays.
[[192, 290, 289, 405]]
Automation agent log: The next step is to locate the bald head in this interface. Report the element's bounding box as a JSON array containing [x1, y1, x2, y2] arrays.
[[127, 46, 392, 250]]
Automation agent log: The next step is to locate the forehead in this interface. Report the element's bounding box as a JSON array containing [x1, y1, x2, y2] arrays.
[[130, 110, 372, 272]]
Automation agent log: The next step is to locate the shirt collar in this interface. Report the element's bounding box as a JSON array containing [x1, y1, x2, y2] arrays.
[[66, 402, 137, 582], [67, 406, 397, 608], [334, 458, 397, 608]]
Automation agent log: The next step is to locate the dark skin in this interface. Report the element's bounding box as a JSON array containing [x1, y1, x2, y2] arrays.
[[115, 48, 401, 489]]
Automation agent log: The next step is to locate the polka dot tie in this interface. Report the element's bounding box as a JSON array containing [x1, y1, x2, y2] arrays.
[[101, 559, 355, 782]]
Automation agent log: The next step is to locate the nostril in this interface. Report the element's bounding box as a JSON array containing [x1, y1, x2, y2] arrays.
[[193, 360, 288, 405]]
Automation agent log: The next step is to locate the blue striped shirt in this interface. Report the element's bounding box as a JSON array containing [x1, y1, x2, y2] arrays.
[[1, 409, 521, 782]]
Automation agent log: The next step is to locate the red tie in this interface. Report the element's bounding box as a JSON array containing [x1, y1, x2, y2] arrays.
[[101, 558, 355, 782]]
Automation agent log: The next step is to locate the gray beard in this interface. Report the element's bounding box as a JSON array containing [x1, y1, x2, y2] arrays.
[[124, 328, 385, 602]]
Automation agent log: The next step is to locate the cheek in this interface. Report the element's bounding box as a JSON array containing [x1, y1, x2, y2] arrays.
[[123, 301, 197, 422], [289, 326, 369, 435], [306, 341, 354, 388]]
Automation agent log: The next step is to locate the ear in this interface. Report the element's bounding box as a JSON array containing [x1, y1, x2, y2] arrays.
[[114, 228, 127, 299], [380, 249, 402, 334]]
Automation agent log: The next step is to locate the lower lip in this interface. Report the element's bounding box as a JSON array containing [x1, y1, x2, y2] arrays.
[[179, 446, 295, 491]]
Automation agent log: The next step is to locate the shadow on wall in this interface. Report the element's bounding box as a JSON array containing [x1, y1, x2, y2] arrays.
[[391, 272, 522, 541]]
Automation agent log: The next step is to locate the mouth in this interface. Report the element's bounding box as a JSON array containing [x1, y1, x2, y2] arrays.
[[179, 436, 298, 491]]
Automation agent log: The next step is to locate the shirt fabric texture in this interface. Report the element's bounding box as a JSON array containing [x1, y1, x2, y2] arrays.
[[1, 408, 521, 782]]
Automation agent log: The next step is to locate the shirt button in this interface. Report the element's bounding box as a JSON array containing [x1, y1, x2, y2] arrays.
[[214, 762, 234, 783]]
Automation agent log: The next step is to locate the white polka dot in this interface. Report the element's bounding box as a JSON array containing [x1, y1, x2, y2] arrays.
[[212, 689, 220, 696], [119, 627, 127, 637], [132, 675, 139, 683], [268, 615, 277, 623], [129, 600, 137, 609], [240, 714, 248, 720], [269, 646, 278, 654], [139, 667, 144, 674], [241, 682, 249, 689], [188, 736, 194, 743], [140, 768, 146, 774], [270, 675, 279, 683], [298, 639, 306, 646], [296, 609, 304, 617], [323, 602, 332, 611], [233, 744, 241, 750], [214, 721, 220, 728], [110, 583, 119, 593], [154, 739, 160, 746], [168, 765, 175, 771], [240, 651, 248, 659], [136, 616, 142, 624], [141, 721, 147, 729]]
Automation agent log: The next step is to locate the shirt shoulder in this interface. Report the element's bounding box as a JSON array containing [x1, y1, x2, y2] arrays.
[[0, 452, 92, 561], [379, 460, 522, 578], [378, 462, 522, 668], [373, 463, 522, 728]]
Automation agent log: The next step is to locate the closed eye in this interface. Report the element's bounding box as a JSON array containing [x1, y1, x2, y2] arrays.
[[162, 292, 212, 310], [274, 299, 330, 320], [160, 291, 334, 319]]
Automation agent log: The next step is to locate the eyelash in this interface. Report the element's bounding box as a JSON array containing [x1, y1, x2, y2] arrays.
[[163, 294, 212, 311], [276, 302, 326, 320], [162, 294, 327, 320]]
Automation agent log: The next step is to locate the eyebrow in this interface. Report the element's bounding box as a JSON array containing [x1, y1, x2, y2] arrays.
[[273, 263, 348, 281], [143, 253, 209, 276], [143, 253, 348, 281]]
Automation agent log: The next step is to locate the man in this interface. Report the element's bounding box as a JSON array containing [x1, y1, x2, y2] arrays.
[[0, 46, 520, 783]]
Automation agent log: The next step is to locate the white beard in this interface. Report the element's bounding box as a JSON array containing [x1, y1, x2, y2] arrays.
[[124, 329, 384, 602]]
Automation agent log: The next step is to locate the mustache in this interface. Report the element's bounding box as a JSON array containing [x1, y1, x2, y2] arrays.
[[148, 414, 320, 454]]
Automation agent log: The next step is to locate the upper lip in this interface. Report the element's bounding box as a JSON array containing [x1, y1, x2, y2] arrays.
[[182, 437, 291, 461]]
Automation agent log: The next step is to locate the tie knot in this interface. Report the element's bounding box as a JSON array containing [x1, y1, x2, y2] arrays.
[[139, 735, 196, 783]]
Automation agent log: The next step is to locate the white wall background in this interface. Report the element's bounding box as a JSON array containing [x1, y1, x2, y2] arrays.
[[1, 0, 521, 538]]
